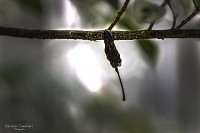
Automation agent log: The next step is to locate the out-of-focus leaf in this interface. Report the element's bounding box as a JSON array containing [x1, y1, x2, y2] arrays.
[[71, 0, 97, 25], [195, 0, 200, 8], [133, 0, 166, 24], [137, 40, 158, 67], [0, 1, 20, 20], [16, 0, 42, 15], [118, 13, 138, 30], [105, 0, 119, 10]]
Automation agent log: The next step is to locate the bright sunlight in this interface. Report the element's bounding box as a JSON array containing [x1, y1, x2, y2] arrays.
[[67, 45, 102, 92]]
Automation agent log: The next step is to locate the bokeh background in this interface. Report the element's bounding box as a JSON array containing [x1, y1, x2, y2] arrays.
[[0, 0, 200, 133]]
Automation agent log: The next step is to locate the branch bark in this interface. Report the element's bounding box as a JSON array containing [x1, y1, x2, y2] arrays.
[[0, 26, 200, 40]]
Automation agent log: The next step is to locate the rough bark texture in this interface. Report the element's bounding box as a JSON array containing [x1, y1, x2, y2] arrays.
[[0, 26, 200, 40]]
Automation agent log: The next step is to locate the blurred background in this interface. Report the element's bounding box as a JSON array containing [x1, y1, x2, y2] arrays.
[[0, 0, 200, 133]]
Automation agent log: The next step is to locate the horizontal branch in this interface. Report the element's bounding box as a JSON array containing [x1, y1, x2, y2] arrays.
[[0, 26, 200, 41]]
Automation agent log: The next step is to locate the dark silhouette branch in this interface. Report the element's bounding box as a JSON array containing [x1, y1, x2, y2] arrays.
[[108, 0, 130, 30], [148, 0, 199, 30], [0, 26, 200, 40], [176, 0, 200, 29], [176, 9, 199, 29]]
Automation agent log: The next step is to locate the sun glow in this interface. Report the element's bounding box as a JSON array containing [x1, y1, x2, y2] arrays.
[[67, 45, 102, 92], [63, 0, 80, 27]]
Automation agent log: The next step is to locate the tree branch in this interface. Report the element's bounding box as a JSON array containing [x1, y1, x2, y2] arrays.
[[0, 26, 200, 40], [108, 0, 130, 30]]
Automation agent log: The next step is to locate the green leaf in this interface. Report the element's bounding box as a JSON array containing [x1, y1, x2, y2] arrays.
[[105, 0, 119, 10], [133, 0, 166, 24], [16, 0, 42, 15], [137, 40, 158, 67], [118, 13, 138, 30]]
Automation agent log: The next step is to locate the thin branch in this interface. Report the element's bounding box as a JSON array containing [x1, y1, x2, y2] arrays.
[[148, 1, 167, 30], [115, 68, 126, 101], [193, 0, 199, 9], [166, 0, 178, 29], [107, 0, 130, 30], [176, 10, 199, 29], [0, 26, 200, 40], [176, 0, 199, 29]]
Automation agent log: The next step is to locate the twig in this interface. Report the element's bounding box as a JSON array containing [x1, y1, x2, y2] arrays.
[[148, 1, 167, 30], [115, 68, 126, 101], [176, 0, 199, 29], [166, 0, 178, 29], [193, 0, 199, 9], [0, 26, 200, 40], [107, 0, 130, 30]]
